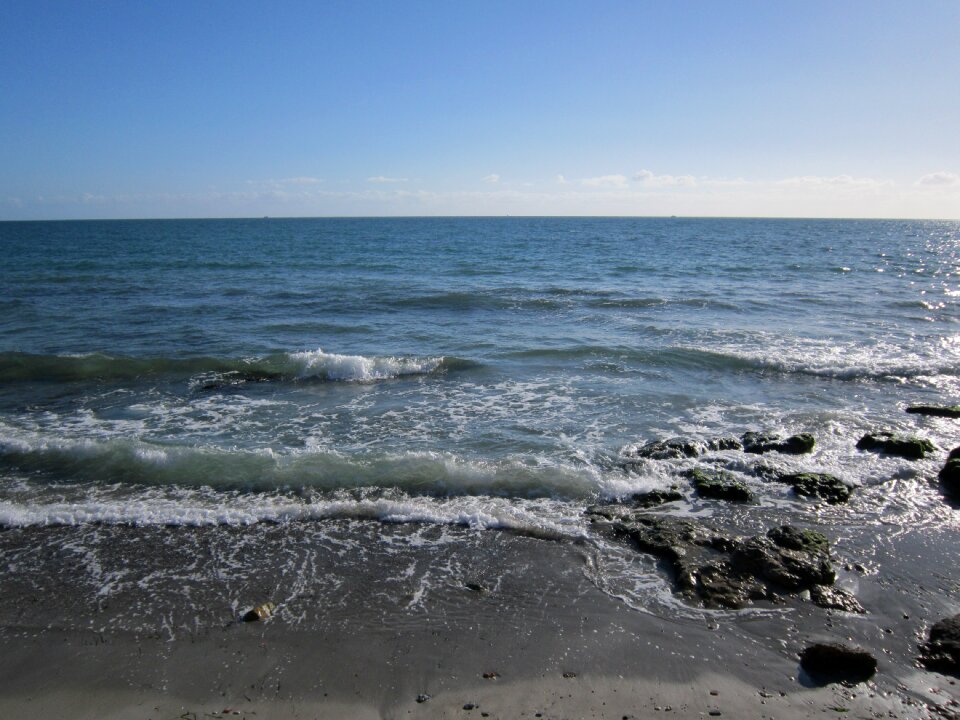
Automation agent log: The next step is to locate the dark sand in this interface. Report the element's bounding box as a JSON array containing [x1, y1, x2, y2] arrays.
[[0, 520, 957, 719]]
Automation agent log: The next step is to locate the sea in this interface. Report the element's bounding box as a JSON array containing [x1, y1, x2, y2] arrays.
[[1, 217, 959, 625]]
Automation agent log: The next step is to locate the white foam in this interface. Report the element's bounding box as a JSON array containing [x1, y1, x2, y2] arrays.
[[699, 334, 960, 384], [288, 348, 443, 381], [0, 491, 589, 541]]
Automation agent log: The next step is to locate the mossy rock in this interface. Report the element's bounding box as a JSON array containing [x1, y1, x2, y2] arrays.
[[685, 468, 754, 502], [781, 472, 853, 504], [906, 405, 960, 419], [767, 525, 830, 555], [856, 431, 935, 460]]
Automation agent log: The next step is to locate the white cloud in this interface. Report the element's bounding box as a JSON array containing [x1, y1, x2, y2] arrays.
[[278, 176, 322, 185], [580, 174, 628, 188], [482, 174, 500, 184], [556, 174, 568, 185], [776, 174, 888, 188], [633, 169, 697, 187], [367, 176, 409, 184], [916, 171, 960, 187]]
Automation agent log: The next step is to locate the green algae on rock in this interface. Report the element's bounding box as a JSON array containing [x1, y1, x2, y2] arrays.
[[685, 467, 754, 502], [856, 431, 935, 460]]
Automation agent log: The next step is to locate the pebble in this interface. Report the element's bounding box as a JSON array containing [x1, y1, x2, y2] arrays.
[[463, 703, 478, 710], [416, 694, 431, 704]]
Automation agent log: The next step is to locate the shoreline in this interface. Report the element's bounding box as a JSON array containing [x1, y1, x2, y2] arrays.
[[1, 520, 956, 719]]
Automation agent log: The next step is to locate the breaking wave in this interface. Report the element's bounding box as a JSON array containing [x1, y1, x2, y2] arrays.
[[0, 425, 642, 501], [0, 349, 477, 385]]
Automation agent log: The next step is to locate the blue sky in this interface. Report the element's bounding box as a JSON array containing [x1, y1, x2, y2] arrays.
[[2, 1, 958, 219]]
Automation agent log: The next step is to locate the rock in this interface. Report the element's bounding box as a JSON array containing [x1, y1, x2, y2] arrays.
[[707, 436, 743, 451], [585, 504, 629, 521], [730, 536, 835, 592], [242, 601, 276, 622], [591, 515, 836, 610], [781, 472, 853, 504], [416, 694, 432, 703], [742, 432, 783, 454], [767, 525, 830, 555], [780, 433, 816, 454], [799, 643, 877, 683], [938, 449, 960, 498], [688, 559, 770, 609], [685, 468, 754, 502], [906, 405, 960, 418], [630, 488, 684, 508], [919, 614, 960, 675], [742, 432, 815, 455], [625, 437, 705, 461], [856, 431, 935, 460], [810, 585, 866, 614]]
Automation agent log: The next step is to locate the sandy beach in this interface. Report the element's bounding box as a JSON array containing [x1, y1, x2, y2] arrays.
[[1, 520, 956, 719]]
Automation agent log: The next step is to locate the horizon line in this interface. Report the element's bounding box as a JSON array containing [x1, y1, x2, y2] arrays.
[[2, 214, 959, 223]]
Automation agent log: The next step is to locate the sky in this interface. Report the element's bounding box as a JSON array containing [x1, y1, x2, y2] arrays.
[[1, 0, 958, 220]]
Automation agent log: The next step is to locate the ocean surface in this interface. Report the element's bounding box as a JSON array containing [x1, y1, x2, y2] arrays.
[[1, 217, 959, 619]]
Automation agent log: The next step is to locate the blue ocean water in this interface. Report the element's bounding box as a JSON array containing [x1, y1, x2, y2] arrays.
[[0, 217, 958, 538]]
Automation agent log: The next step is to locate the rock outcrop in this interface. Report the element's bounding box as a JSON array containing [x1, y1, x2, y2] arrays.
[[742, 432, 815, 455], [938, 447, 960, 498], [800, 643, 877, 684], [685, 468, 754, 502], [856, 431, 935, 460], [919, 614, 960, 675], [585, 513, 846, 610], [906, 405, 960, 419]]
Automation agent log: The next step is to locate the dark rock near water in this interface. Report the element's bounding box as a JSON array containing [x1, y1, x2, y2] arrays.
[[626, 437, 705, 461], [781, 472, 853, 505], [906, 404, 960, 419], [630, 488, 685, 508], [856, 431, 935, 460], [685, 468, 754, 502], [810, 585, 866, 614], [685, 559, 769, 609], [767, 525, 830, 555], [730, 536, 834, 591], [752, 467, 853, 504], [741, 432, 782, 454], [779, 433, 816, 454], [742, 432, 815, 455], [938, 449, 960, 498], [800, 643, 877, 684], [584, 513, 841, 610], [707, 436, 743, 451], [919, 614, 960, 675]]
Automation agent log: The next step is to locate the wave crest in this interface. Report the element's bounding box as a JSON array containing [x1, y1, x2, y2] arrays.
[[0, 349, 476, 386]]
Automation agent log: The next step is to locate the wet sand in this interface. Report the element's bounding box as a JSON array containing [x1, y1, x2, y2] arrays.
[[0, 521, 957, 719]]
